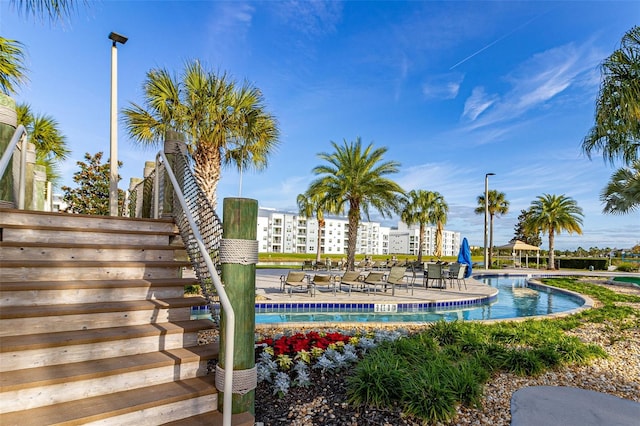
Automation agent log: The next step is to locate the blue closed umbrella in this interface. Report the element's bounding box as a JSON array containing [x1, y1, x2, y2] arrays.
[[457, 237, 473, 278]]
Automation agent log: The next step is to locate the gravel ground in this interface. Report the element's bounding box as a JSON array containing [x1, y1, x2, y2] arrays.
[[203, 279, 640, 425]]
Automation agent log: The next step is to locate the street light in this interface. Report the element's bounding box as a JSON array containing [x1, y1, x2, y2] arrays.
[[108, 31, 128, 216], [484, 172, 495, 269]]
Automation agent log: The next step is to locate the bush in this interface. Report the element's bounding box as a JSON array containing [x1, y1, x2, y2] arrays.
[[616, 262, 640, 272]]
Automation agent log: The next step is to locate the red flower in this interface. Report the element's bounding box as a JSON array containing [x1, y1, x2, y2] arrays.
[[258, 331, 352, 356]]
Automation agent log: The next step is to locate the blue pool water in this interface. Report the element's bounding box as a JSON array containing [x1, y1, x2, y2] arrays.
[[252, 275, 584, 324]]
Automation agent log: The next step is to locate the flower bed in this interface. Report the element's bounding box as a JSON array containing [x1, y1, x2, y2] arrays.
[[255, 329, 407, 396]]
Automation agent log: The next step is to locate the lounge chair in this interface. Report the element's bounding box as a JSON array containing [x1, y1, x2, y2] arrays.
[[301, 260, 314, 271], [280, 271, 311, 297], [336, 271, 365, 295], [314, 260, 327, 271], [310, 274, 336, 296], [386, 266, 413, 296], [363, 271, 386, 295]]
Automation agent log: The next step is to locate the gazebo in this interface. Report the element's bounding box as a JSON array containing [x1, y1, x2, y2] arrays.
[[496, 240, 541, 268]]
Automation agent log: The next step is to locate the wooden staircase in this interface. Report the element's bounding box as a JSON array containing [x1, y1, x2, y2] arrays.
[[0, 209, 252, 425]]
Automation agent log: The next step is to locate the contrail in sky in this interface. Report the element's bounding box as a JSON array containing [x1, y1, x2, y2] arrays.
[[449, 11, 553, 70]]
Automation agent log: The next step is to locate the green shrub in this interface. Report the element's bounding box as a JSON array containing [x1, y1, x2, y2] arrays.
[[616, 262, 640, 272]]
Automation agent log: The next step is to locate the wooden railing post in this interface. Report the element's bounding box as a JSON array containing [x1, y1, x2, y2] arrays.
[[219, 197, 258, 415], [0, 94, 17, 207]]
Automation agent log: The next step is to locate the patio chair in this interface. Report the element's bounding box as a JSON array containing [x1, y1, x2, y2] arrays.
[[336, 271, 365, 295], [449, 263, 467, 290], [280, 271, 311, 297], [386, 266, 413, 296], [363, 271, 386, 295], [310, 274, 336, 296], [425, 263, 445, 289], [314, 260, 327, 271], [301, 260, 314, 271]]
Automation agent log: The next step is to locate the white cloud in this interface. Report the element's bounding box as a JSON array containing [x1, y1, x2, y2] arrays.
[[464, 39, 604, 131], [422, 73, 464, 100], [272, 0, 343, 36], [462, 87, 498, 121]]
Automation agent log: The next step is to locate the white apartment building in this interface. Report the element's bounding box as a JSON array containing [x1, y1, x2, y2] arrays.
[[389, 222, 461, 257], [257, 208, 456, 257]]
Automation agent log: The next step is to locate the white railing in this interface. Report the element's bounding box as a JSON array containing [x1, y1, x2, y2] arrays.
[[153, 151, 235, 426], [0, 124, 28, 209]]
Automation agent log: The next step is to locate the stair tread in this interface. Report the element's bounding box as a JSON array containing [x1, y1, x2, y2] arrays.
[[0, 259, 191, 267], [163, 410, 255, 426], [0, 344, 218, 391], [0, 375, 217, 426], [0, 240, 186, 250], [0, 222, 178, 236], [0, 296, 209, 319], [0, 278, 198, 291], [0, 320, 215, 352]]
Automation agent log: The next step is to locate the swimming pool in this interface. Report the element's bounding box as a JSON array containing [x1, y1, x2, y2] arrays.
[[194, 275, 586, 324]]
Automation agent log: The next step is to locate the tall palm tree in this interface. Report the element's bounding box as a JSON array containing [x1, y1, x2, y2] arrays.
[[600, 160, 640, 214], [431, 194, 449, 259], [0, 37, 28, 96], [475, 189, 509, 266], [524, 194, 583, 270], [400, 190, 433, 264], [297, 190, 338, 263], [16, 103, 69, 187], [123, 61, 279, 210], [308, 138, 405, 271], [582, 26, 640, 166]]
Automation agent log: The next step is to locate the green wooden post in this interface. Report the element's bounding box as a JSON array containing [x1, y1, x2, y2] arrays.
[[219, 197, 257, 415]]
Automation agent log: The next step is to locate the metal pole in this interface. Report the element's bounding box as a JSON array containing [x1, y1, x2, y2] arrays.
[[484, 173, 494, 269], [108, 32, 127, 216], [109, 41, 118, 216]]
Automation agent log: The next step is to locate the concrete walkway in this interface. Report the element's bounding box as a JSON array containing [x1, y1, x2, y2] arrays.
[[511, 386, 640, 426]]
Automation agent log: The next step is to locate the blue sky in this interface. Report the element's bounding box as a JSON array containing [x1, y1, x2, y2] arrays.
[[3, 1, 639, 251]]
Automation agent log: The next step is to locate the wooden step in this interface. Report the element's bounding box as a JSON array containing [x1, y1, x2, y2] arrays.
[[0, 344, 217, 412], [0, 297, 208, 336], [0, 208, 177, 233], [0, 241, 186, 262], [163, 411, 255, 426], [0, 320, 216, 371], [0, 375, 218, 425], [0, 278, 199, 306], [0, 259, 191, 281], [1, 225, 175, 246]]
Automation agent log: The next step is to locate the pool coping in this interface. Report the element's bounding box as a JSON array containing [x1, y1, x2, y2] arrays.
[[195, 271, 603, 327]]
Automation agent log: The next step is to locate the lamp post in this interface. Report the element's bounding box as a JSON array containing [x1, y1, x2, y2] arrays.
[[108, 32, 128, 216], [484, 172, 495, 269]]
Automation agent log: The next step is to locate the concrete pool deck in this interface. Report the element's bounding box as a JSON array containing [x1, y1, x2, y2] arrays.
[[255, 268, 498, 305]]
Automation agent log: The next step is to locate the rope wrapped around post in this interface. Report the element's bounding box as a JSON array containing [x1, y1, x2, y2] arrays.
[[215, 365, 257, 395], [219, 239, 259, 265]]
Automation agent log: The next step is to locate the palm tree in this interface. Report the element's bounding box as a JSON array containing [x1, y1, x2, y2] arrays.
[[297, 190, 338, 263], [16, 103, 69, 187], [475, 189, 509, 267], [582, 26, 640, 166], [400, 190, 433, 264], [0, 37, 28, 96], [308, 138, 405, 271], [524, 194, 584, 270], [10, 0, 85, 23], [430, 193, 449, 259], [600, 160, 640, 214], [123, 61, 279, 210]]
